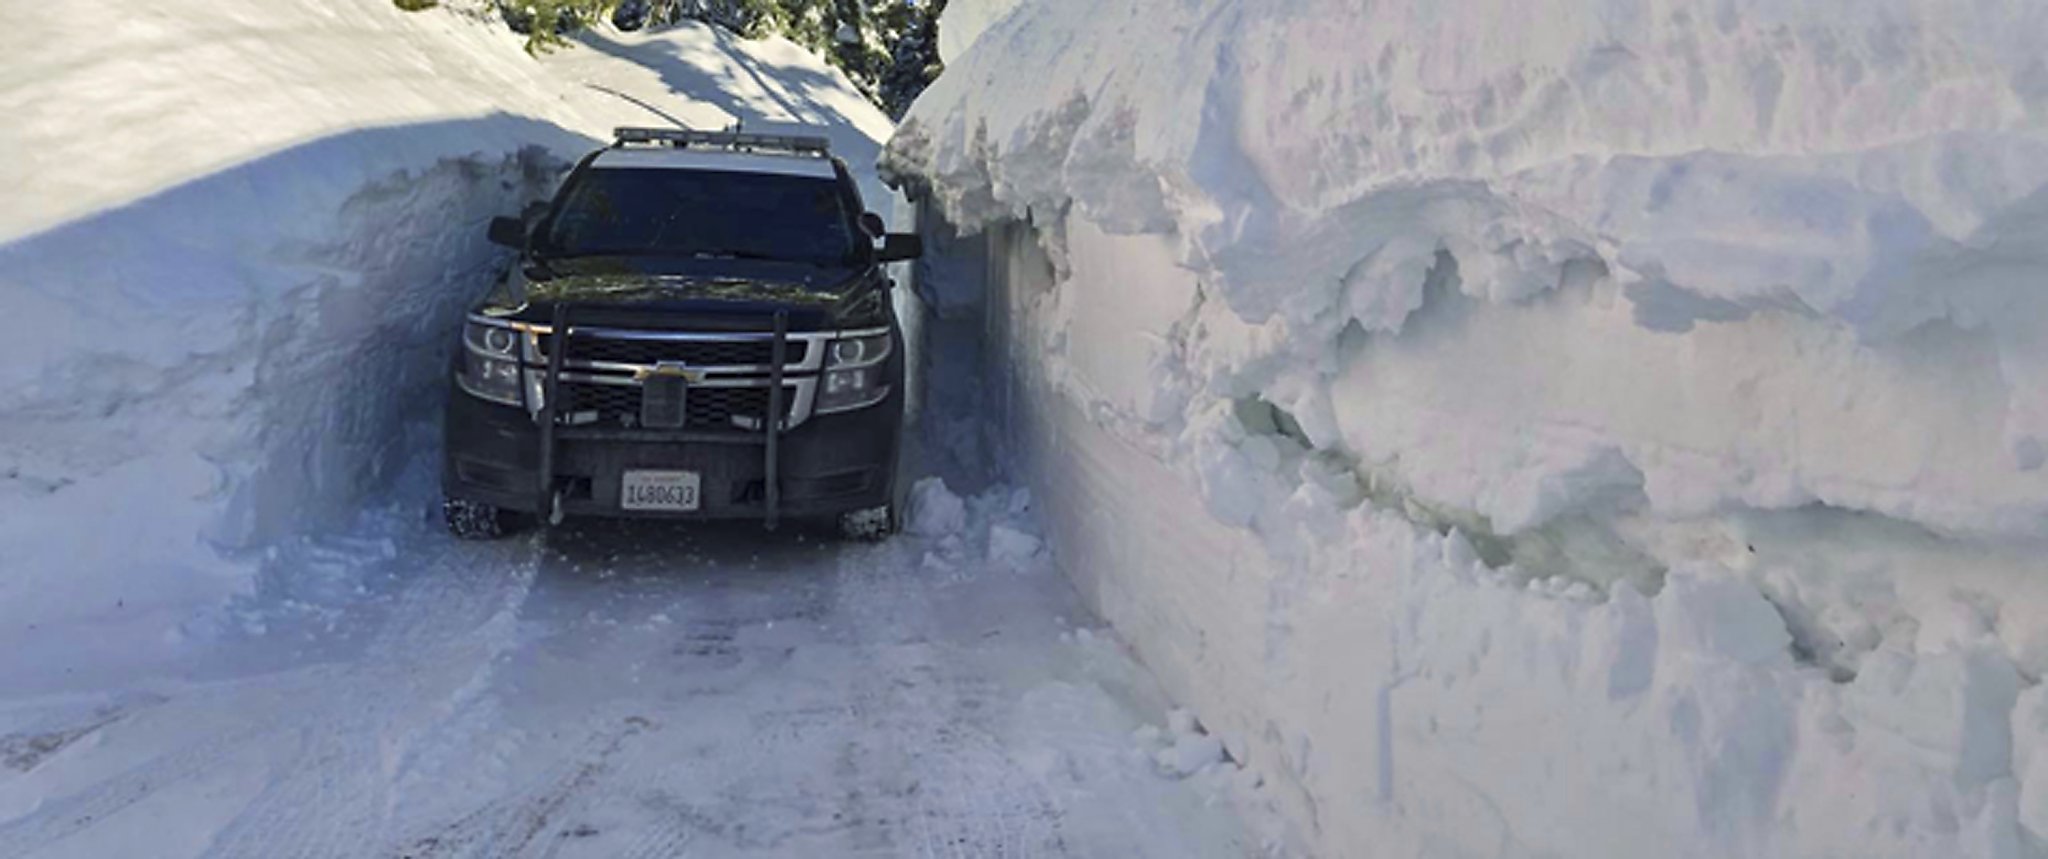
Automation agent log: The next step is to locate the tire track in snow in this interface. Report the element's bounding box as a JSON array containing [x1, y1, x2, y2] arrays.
[[607, 811, 698, 859], [389, 714, 654, 859], [0, 534, 541, 858], [0, 678, 326, 855], [205, 541, 543, 859], [6, 508, 1257, 858], [831, 543, 1073, 858], [0, 707, 132, 774]]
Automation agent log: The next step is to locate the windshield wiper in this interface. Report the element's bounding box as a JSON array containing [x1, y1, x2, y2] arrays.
[[537, 249, 630, 260], [541, 248, 812, 264], [689, 249, 784, 261]]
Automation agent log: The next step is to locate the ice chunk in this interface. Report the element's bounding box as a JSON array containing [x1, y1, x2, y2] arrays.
[[905, 477, 969, 537], [1133, 723, 1165, 748], [1155, 732, 1225, 779], [988, 524, 1044, 565]]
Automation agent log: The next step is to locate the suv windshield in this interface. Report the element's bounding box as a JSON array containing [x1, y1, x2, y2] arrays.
[[541, 167, 857, 264]]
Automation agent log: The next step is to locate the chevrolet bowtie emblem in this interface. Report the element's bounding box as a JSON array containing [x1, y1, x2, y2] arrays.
[[634, 362, 704, 383]]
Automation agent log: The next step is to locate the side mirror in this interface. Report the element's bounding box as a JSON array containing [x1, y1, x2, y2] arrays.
[[858, 211, 887, 238], [486, 216, 526, 249], [876, 233, 924, 263]]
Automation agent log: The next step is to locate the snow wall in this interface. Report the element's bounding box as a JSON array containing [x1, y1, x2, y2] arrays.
[[892, 1, 2048, 856], [0, 0, 897, 687], [936, 0, 1025, 65]]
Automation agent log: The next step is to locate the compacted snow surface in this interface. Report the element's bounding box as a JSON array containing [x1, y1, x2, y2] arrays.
[[0, 481, 1264, 857]]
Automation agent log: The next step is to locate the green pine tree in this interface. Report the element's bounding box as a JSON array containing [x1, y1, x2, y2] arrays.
[[876, 0, 944, 118], [517, 1, 621, 54]]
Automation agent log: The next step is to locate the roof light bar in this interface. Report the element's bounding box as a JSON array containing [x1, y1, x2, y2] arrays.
[[613, 126, 831, 155]]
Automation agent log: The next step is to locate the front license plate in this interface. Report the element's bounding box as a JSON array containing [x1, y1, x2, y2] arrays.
[[640, 376, 688, 429], [621, 470, 701, 512]]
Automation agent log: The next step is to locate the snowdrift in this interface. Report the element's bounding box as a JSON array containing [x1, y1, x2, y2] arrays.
[[894, 1, 2048, 855], [0, 0, 894, 689]]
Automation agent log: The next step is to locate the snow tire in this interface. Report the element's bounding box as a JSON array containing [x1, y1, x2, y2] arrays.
[[838, 505, 895, 543], [443, 497, 523, 541]]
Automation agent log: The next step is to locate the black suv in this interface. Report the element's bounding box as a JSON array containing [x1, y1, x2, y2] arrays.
[[442, 127, 922, 540]]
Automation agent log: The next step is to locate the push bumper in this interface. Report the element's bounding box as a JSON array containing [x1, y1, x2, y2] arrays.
[[441, 386, 901, 522]]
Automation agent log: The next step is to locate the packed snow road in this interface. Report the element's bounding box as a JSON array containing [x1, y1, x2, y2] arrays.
[[0, 489, 1258, 858]]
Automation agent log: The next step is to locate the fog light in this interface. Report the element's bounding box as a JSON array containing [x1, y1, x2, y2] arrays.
[[827, 368, 868, 395], [458, 352, 524, 406], [817, 366, 888, 414]]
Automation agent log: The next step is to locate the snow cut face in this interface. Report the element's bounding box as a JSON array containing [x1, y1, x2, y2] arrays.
[[894, 1, 2048, 857], [890, 0, 2048, 540]]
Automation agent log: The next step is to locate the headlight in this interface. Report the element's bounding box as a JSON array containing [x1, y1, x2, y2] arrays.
[[457, 321, 526, 406], [464, 320, 523, 357], [826, 332, 890, 368], [816, 332, 892, 414]]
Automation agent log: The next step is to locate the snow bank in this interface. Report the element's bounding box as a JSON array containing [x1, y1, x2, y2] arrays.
[[936, 0, 1025, 65], [891, 1, 2048, 855], [896, 0, 2048, 538], [0, 0, 895, 688]]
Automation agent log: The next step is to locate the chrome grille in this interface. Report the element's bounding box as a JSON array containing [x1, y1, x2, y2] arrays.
[[479, 319, 889, 432], [556, 381, 786, 430], [536, 334, 805, 369]]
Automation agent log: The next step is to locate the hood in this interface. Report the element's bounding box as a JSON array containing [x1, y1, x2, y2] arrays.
[[477, 256, 883, 328]]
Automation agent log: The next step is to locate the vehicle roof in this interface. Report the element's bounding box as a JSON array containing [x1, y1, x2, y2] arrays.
[[589, 147, 839, 179]]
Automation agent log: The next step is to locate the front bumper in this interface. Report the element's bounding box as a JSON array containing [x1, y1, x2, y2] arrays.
[[441, 382, 902, 521]]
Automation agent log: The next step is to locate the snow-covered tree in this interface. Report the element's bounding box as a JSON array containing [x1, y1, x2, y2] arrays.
[[481, 0, 622, 53], [876, 0, 944, 118], [621, 0, 775, 36], [397, 0, 944, 113]]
